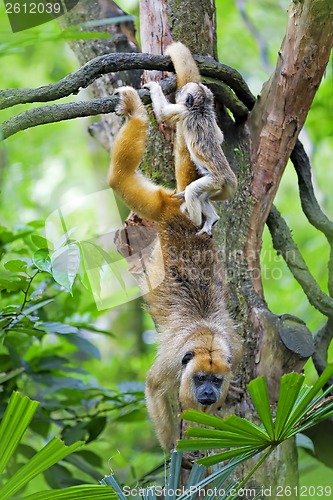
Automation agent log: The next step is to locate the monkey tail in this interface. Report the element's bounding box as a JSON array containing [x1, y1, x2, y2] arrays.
[[165, 42, 201, 89]]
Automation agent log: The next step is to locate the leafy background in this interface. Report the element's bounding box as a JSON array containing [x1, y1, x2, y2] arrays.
[[0, 0, 332, 494]]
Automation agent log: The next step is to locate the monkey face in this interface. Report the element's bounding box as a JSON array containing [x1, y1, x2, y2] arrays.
[[175, 82, 214, 111], [193, 372, 224, 405], [179, 348, 231, 411]]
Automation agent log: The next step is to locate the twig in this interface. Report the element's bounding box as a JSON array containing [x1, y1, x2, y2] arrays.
[[0, 52, 255, 111], [235, 0, 272, 74], [266, 205, 333, 319]]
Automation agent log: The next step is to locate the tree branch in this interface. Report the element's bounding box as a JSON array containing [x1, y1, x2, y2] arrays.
[[312, 319, 333, 388], [291, 139, 333, 299], [1, 97, 119, 140], [291, 140, 333, 240], [0, 52, 254, 111], [266, 205, 333, 318], [1, 76, 248, 140]]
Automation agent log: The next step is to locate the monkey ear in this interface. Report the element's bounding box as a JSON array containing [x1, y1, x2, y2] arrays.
[[182, 351, 194, 366], [185, 93, 194, 108]]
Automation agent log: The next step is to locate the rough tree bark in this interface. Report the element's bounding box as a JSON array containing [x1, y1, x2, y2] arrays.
[[2, 0, 332, 496]]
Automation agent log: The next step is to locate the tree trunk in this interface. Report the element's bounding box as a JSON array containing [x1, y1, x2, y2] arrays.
[[58, 0, 333, 496]]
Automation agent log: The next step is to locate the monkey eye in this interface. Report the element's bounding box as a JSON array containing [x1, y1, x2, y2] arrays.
[[185, 93, 194, 108], [212, 376, 223, 385], [182, 352, 194, 365], [196, 374, 207, 383]]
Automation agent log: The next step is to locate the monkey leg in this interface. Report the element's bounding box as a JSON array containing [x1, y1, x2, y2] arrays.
[[182, 174, 219, 227], [197, 194, 220, 237], [108, 86, 180, 223]]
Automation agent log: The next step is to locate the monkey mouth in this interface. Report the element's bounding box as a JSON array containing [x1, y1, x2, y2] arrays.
[[197, 397, 217, 406]]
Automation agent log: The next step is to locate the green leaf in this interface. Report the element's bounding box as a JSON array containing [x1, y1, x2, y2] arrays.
[[22, 298, 54, 315], [0, 271, 28, 292], [177, 438, 237, 452], [43, 463, 74, 489], [0, 437, 83, 499], [247, 376, 275, 440], [64, 333, 100, 359], [22, 485, 116, 499], [185, 427, 266, 446], [180, 409, 233, 429], [4, 259, 28, 272], [100, 475, 127, 500], [85, 416, 107, 443], [36, 322, 78, 334], [31, 234, 48, 249], [181, 413, 269, 444], [166, 451, 182, 500], [296, 433, 315, 453], [51, 243, 80, 293], [33, 248, 52, 273], [65, 453, 102, 482], [274, 372, 304, 440], [284, 363, 333, 434], [114, 409, 146, 423], [73, 450, 102, 468], [54, 228, 77, 251], [0, 392, 39, 474], [0, 367, 24, 383], [196, 447, 263, 467]]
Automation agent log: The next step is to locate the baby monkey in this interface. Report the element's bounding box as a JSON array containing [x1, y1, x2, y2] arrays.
[[145, 42, 237, 236]]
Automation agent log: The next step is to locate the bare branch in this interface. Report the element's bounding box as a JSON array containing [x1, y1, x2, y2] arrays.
[[1, 77, 247, 140], [0, 52, 254, 111], [313, 319, 333, 386], [291, 140, 333, 240], [266, 205, 333, 318], [291, 139, 333, 298], [1, 97, 118, 140]]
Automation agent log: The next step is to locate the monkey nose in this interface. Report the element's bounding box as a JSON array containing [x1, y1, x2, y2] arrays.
[[198, 391, 217, 406]]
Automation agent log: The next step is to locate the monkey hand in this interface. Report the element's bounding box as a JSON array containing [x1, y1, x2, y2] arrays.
[[226, 376, 244, 403], [172, 190, 185, 199], [143, 81, 161, 91], [114, 86, 148, 121], [182, 451, 205, 470]]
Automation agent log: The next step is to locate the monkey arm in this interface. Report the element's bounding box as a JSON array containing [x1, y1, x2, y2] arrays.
[[107, 86, 180, 222], [145, 363, 179, 450], [145, 81, 186, 124]]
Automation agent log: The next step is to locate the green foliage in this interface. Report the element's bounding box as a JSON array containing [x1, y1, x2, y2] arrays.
[[0, 392, 116, 499], [0, 222, 146, 493], [177, 366, 333, 499]]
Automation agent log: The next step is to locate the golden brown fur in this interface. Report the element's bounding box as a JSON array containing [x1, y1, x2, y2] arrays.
[[145, 42, 238, 236], [108, 84, 242, 451]]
